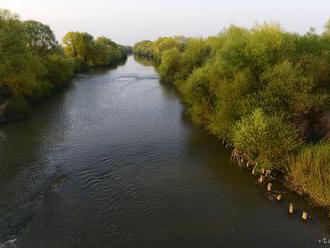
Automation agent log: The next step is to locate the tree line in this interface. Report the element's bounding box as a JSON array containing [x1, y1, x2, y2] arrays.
[[134, 22, 330, 209], [0, 9, 129, 122]]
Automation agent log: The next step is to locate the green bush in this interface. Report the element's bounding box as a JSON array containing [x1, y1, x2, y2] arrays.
[[232, 109, 302, 169], [180, 67, 213, 125], [158, 48, 182, 84], [290, 142, 330, 207], [133, 20, 330, 207], [45, 54, 74, 87], [259, 61, 322, 116]]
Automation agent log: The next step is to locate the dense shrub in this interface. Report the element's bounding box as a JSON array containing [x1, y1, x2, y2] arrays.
[[158, 48, 182, 83], [290, 142, 330, 206], [45, 54, 75, 88], [232, 109, 302, 168], [134, 21, 330, 207]]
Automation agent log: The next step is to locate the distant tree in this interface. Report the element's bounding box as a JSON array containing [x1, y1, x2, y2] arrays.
[[62, 32, 94, 62], [95, 36, 117, 48], [133, 40, 155, 58]]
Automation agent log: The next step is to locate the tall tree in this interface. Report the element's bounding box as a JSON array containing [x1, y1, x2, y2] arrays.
[[62, 32, 94, 62], [23, 20, 57, 56]]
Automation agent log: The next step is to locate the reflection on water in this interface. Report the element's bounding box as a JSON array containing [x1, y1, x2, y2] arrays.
[[0, 57, 329, 248]]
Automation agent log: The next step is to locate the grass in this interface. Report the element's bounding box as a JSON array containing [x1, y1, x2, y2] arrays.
[[289, 141, 330, 208]]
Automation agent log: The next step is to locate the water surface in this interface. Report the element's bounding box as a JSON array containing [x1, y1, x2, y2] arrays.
[[0, 57, 329, 248]]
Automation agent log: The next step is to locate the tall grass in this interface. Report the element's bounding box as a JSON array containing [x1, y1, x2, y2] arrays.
[[290, 141, 330, 207]]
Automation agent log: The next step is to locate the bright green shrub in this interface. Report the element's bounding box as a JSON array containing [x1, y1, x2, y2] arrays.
[[232, 109, 302, 168], [158, 48, 182, 84]]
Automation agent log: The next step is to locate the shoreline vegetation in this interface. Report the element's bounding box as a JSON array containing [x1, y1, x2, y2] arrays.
[[133, 22, 330, 217], [0, 9, 130, 124], [1, 7, 329, 220]]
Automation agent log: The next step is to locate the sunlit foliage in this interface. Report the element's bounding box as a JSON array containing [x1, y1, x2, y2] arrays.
[[0, 9, 128, 121], [134, 21, 330, 206], [62, 32, 127, 71], [290, 142, 330, 206]]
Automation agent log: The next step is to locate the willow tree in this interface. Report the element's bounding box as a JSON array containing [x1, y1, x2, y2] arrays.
[[62, 32, 94, 62]]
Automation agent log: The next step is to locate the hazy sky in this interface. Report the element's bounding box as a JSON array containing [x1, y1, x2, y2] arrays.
[[0, 0, 329, 45]]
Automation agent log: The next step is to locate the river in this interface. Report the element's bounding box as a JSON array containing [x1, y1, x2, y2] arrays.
[[0, 57, 329, 248]]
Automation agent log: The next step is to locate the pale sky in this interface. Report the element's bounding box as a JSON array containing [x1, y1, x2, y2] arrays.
[[0, 0, 329, 45]]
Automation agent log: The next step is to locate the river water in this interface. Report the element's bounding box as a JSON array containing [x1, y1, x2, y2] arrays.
[[0, 57, 329, 248]]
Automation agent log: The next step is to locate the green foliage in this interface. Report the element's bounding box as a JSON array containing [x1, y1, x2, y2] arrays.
[[246, 23, 284, 73], [62, 32, 127, 69], [290, 142, 330, 207], [211, 68, 255, 137], [180, 66, 214, 126], [179, 39, 210, 79], [152, 37, 185, 62], [259, 61, 323, 116], [0, 13, 47, 98], [232, 109, 302, 168], [23, 20, 58, 56], [158, 48, 181, 83], [216, 26, 250, 73], [133, 40, 154, 58], [62, 32, 94, 63], [133, 19, 330, 176], [0, 9, 127, 120], [45, 54, 75, 88]]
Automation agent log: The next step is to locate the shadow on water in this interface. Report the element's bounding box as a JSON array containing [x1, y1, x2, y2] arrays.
[[133, 55, 156, 67], [0, 60, 128, 185]]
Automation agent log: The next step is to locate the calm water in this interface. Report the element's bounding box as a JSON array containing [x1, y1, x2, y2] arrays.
[[0, 57, 329, 248]]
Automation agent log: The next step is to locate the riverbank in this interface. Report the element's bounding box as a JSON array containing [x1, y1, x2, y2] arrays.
[[138, 50, 330, 220], [0, 58, 128, 126], [1, 56, 328, 247], [0, 9, 129, 125], [133, 24, 330, 219]]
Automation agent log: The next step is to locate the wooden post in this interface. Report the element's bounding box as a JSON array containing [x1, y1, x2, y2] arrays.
[[276, 194, 282, 201], [302, 211, 308, 221], [258, 175, 264, 183], [267, 183, 272, 192], [252, 168, 256, 175], [289, 203, 294, 214]]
